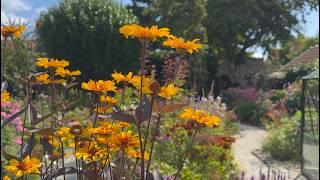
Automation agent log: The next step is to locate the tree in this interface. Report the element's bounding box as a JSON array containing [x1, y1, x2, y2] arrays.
[[148, 0, 209, 91], [205, 0, 319, 65], [37, 0, 140, 81]]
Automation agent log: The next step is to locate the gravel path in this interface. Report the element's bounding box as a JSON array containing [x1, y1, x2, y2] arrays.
[[232, 124, 268, 178]]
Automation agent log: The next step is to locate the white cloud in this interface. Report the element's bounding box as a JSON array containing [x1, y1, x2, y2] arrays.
[[1, 0, 31, 12], [1, 10, 27, 24], [1, 0, 31, 24]]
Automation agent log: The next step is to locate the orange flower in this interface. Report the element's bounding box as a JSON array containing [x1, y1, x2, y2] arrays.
[[119, 24, 170, 41], [81, 80, 117, 93], [163, 36, 202, 54], [36, 58, 70, 69], [110, 131, 140, 153], [112, 71, 134, 84], [158, 84, 179, 99], [55, 68, 81, 77], [35, 73, 66, 84], [99, 95, 118, 105], [4, 156, 41, 177], [179, 108, 220, 127], [1, 25, 26, 38]]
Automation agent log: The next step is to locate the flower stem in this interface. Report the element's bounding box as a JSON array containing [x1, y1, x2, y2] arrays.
[[145, 112, 161, 180], [173, 123, 200, 180]]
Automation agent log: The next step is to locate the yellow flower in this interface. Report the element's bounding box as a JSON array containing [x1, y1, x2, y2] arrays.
[[55, 68, 81, 77], [158, 84, 179, 99], [3, 175, 11, 180], [179, 108, 220, 127], [54, 127, 74, 141], [91, 122, 116, 136], [81, 80, 117, 93], [112, 71, 134, 84], [1, 25, 26, 38], [119, 24, 170, 41], [1, 90, 10, 103], [110, 131, 140, 153], [93, 106, 113, 114], [128, 150, 150, 161], [4, 156, 41, 177], [128, 75, 153, 94], [99, 95, 118, 105], [36, 58, 70, 69], [35, 73, 66, 84], [35, 74, 51, 84], [163, 36, 202, 54], [75, 142, 107, 162]]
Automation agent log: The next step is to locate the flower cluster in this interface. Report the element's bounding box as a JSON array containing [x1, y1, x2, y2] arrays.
[[179, 108, 220, 127], [119, 24, 202, 54], [35, 58, 81, 84]]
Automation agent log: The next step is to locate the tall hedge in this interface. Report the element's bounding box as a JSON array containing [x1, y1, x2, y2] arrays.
[[37, 0, 139, 81]]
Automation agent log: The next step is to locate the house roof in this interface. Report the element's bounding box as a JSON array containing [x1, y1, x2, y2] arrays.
[[282, 45, 319, 70]]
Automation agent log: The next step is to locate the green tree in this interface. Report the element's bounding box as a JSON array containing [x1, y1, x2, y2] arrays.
[[205, 0, 319, 65], [37, 0, 140, 81], [148, 0, 209, 92]]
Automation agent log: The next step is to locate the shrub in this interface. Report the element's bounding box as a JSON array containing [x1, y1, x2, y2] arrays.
[[37, 0, 139, 81], [262, 111, 301, 161], [234, 102, 265, 125]]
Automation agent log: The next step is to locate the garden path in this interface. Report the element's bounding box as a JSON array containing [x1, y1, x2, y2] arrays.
[[232, 124, 268, 178]]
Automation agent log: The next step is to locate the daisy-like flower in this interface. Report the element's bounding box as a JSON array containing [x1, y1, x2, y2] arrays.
[[93, 106, 113, 114], [128, 75, 153, 94], [55, 68, 81, 77], [1, 25, 26, 38], [4, 156, 41, 177], [81, 80, 117, 93], [75, 142, 107, 162], [128, 150, 150, 161], [35, 73, 66, 84], [119, 24, 170, 41], [99, 95, 118, 105], [54, 127, 74, 141], [36, 58, 70, 69], [91, 122, 116, 136], [163, 36, 202, 54], [112, 71, 134, 84], [3, 176, 11, 180], [158, 84, 179, 100], [179, 108, 220, 127], [1, 90, 10, 103], [110, 131, 140, 153]]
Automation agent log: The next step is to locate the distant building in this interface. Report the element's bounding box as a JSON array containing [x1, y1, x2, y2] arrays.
[[282, 45, 319, 70]]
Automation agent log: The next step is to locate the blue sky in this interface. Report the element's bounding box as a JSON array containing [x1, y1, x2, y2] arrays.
[[1, 0, 319, 58]]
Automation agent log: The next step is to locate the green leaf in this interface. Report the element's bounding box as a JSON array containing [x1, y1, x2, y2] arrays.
[[1, 147, 20, 161]]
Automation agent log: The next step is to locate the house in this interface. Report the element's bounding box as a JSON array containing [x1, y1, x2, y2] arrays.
[[282, 45, 319, 70]]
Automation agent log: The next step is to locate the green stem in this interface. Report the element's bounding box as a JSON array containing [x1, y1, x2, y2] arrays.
[[173, 123, 200, 180]]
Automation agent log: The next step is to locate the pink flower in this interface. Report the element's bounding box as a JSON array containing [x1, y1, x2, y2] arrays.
[[14, 136, 22, 145]]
